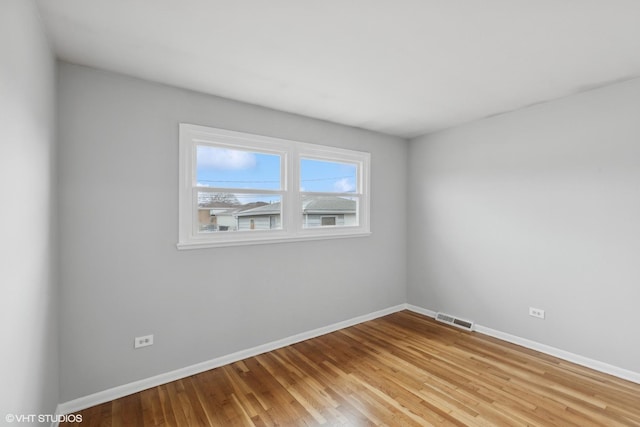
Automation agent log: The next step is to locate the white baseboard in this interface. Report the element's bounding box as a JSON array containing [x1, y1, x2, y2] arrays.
[[474, 324, 640, 384], [405, 304, 437, 318], [406, 305, 640, 385], [56, 304, 407, 415], [50, 405, 62, 427]]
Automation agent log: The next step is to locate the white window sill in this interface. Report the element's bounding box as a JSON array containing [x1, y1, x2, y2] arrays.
[[176, 230, 372, 250]]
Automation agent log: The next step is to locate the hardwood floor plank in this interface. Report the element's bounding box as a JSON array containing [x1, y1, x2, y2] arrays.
[[61, 311, 640, 426]]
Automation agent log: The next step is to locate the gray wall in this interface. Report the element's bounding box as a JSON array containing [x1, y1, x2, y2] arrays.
[[0, 0, 59, 420], [408, 78, 640, 372], [57, 63, 408, 401]]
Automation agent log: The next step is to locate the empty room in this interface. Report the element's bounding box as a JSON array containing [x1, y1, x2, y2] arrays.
[[2, 0, 640, 425]]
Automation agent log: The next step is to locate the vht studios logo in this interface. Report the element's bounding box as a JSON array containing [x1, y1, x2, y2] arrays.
[[5, 413, 83, 423]]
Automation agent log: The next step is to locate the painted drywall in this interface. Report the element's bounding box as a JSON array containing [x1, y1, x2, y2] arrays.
[[0, 0, 59, 421], [408, 78, 640, 373], [57, 63, 408, 401]]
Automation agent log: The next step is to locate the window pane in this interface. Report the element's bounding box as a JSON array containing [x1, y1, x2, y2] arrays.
[[198, 192, 281, 232], [197, 146, 281, 190], [301, 196, 358, 228], [300, 158, 357, 193]]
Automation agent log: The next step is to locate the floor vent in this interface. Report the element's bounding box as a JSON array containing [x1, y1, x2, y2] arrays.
[[435, 312, 474, 331]]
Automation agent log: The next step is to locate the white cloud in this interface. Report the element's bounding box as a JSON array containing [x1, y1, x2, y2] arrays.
[[334, 178, 355, 192], [198, 146, 256, 170]]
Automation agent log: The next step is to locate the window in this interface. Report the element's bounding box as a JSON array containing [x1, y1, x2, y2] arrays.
[[178, 124, 370, 249], [321, 216, 337, 226]]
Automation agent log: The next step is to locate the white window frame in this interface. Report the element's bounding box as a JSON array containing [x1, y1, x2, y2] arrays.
[[178, 123, 371, 249]]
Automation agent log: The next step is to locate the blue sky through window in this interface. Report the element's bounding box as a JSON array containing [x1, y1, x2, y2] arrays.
[[300, 158, 357, 193], [197, 146, 281, 190], [197, 145, 357, 193]]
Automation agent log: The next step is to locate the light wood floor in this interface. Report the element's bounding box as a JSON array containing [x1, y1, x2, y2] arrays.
[[62, 311, 640, 426]]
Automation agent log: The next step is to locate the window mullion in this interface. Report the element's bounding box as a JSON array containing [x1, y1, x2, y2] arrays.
[[286, 145, 301, 234]]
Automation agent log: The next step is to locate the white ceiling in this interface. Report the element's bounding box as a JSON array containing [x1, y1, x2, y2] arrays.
[[36, 0, 640, 138]]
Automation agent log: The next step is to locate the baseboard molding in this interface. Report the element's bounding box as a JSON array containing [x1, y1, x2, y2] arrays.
[[406, 305, 640, 385], [474, 324, 640, 384], [56, 303, 408, 415], [405, 304, 437, 318], [50, 405, 62, 427]]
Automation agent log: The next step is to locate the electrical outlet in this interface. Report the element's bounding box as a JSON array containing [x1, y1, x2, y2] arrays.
[[134, 334, 154, 348], [529, 307, 545, 319]]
